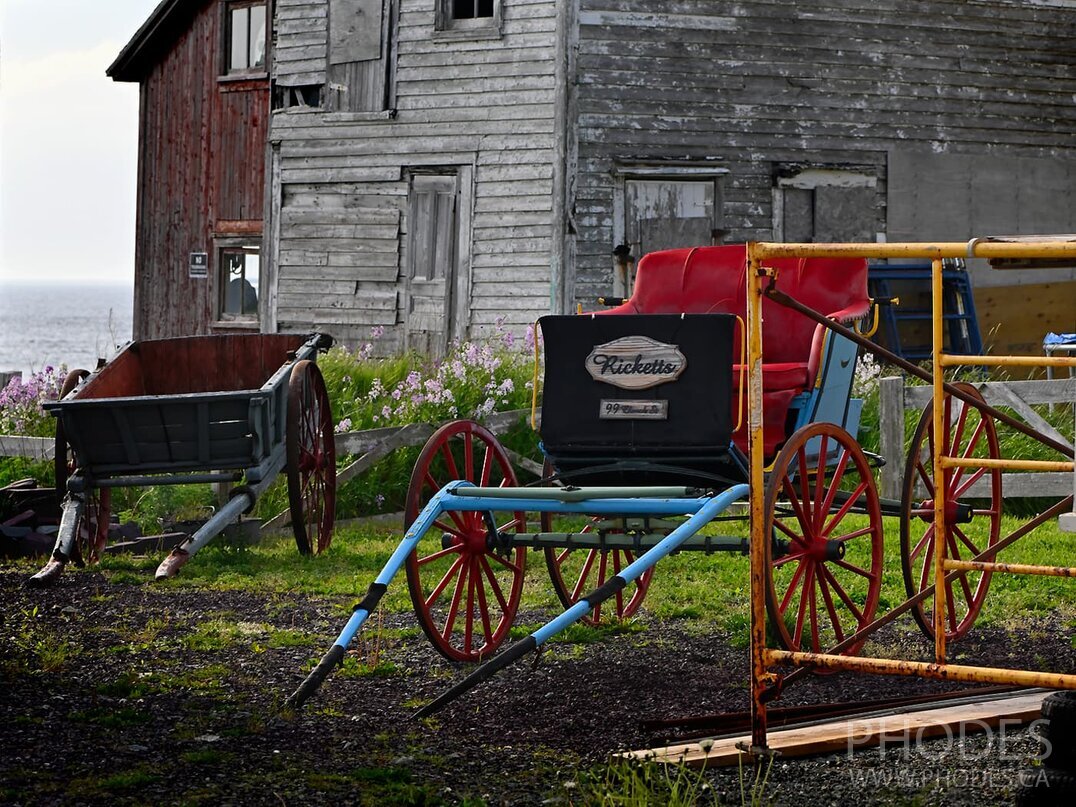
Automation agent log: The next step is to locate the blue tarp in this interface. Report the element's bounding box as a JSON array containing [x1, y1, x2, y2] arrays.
[[1044, 332, 1076, 346]]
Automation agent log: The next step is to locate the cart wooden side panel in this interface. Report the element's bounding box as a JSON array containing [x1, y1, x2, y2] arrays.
[[44, 334, 320, 481]]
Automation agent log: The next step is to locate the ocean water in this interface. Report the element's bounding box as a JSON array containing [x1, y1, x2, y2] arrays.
[[0, 282, 134, 377]]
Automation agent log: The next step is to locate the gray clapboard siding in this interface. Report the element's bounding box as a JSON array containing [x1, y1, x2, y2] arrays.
[[271, 0, 560, 348], [568, 0, 1076, 304]]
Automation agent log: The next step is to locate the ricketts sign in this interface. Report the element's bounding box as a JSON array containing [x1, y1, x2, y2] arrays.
[[585, 336, 687, 390]]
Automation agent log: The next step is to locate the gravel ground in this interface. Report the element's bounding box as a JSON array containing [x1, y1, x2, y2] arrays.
[[0, 568, 1072, 805]]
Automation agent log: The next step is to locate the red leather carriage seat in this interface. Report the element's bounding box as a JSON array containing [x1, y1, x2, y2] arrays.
[[599, 245, 869, 455]]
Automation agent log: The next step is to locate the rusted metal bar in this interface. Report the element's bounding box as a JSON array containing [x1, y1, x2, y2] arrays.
[[763, 287, 1075, 460], [931, 258, 948, 665], [747, 246, 771, 751], [753, 239, 1076, 261], [767, 650, 1076, 689], [942, 457, 1074, 472], [940, 354, 1076, 369], [944, 559, 1076, 578], [760, 496, 1073, 702]]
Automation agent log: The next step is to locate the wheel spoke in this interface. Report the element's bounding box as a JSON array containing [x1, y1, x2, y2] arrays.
[[486, 551, 523, 575], [772, 549, 808, 568], [917, 533, 936, 593], [818, 448, 851, 526], [955, 417, 985, 492], [441, 441, 461, 480], [424, 553, 465, 606], [780, 476, 812, 540], [778, 560, 807, 613], [833, 557, 875, 581], [812, 436, 829, 533], [432, 519, 466, 541], [831, 524, 879, 545], [796, 446, 813, 530], [593, 552, 609, 622], [816, 571, 845, 642], [571, 551, 598, 600], [821, 478, 869, 538], [792, 563, 816, 647], [915, 457, 936, 498], [463, 556, 477, 651], [819, 564, 864, 622], [480, 443, 494, 486], [473, 557, 494, 647], [479, 555, 509, 613], [953, 525, 983, 557], [909, 526, 934, 563], [417, 543, 463, 567], [612, 551, 625, 616], [774, 515, 811, 547], [952, 466, 988, 500], [463, 432, 475, 482]]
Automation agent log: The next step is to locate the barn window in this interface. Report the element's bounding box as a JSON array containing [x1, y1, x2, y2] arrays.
[[435, 0, 501, 38], [226, 1, 267, 74], [452, 0, 494, 18], [219, 247, 260, 321]]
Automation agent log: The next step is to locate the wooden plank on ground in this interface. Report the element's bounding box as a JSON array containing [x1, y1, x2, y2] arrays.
[[623, 691, 1048, 769]]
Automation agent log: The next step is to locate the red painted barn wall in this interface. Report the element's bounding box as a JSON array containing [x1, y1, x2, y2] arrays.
[[132, 3, 268, 339]]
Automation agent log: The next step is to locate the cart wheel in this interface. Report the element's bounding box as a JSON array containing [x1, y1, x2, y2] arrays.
[[764, 423, 884, 657], [287, 360, 336, 555], [404, 420, 527, 662], [540, 463, 653, 626], [54, 369, 111, 565], [900, 383, 1001, 642]]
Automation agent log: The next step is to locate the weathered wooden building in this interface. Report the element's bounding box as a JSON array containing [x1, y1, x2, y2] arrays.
[[118, 0, 1076, 354], [109, 0, 271, 339]]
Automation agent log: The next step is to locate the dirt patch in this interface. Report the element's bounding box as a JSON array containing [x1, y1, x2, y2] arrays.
[[1, 569, 1072, 805]]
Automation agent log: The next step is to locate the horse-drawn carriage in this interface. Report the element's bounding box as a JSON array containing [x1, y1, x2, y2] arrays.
[[290, 242, 1007, 711]]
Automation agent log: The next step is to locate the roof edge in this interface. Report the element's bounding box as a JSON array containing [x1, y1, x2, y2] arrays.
[[107, 0, 200, 82]]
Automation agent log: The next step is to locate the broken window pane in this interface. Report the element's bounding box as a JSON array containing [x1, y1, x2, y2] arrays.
[[249, 5, 266, 68], [221, 248, 260, 318]]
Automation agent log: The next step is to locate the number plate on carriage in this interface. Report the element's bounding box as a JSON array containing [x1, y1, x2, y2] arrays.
[[599, 399, 669, 420]]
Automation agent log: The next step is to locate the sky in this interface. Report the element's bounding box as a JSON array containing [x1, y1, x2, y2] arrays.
[[0, 0, 161, 285]]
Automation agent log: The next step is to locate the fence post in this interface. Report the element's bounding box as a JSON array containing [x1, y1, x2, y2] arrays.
[[879, 375, 905, 501]]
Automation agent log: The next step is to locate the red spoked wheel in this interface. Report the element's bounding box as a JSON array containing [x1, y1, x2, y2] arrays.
[[543, 528, 654, 627], [900, 383, 1001, 642], [404, 420, 527, 662], [539, 456, 653, 626], [764, 423, 884, 657], [287, 359, 336, 555], [55, 369, 111, 566]]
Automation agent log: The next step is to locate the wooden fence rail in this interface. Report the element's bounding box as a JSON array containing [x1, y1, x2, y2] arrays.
[[878, 376, 1075, 501]]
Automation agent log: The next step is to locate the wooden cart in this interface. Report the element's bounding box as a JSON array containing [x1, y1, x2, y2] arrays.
[[29, 332, 336, 585]]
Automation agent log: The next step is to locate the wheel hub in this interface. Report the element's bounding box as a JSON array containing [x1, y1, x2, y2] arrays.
[[807, 536, 846, 562], [917, 499, 974, 524]]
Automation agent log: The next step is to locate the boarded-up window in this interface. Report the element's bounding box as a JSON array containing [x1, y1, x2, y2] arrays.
[[328, 0, 397, 112], [625, 178, 724, 257], [774, 168, 880, 243], [406, 174, 460, 355]]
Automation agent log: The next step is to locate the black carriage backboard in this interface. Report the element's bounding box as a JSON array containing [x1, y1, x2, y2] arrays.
[[539, 314, 735, 462]]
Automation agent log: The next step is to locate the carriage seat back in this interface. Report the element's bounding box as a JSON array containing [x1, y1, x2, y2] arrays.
[[600, 245, 870, 455], [539, 314, 734, 474]]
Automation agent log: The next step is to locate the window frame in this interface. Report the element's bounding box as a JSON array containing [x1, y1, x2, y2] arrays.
[[222, 0, 269, 78], [215, 243, 262, 326], [433, 0, 502, 40]]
